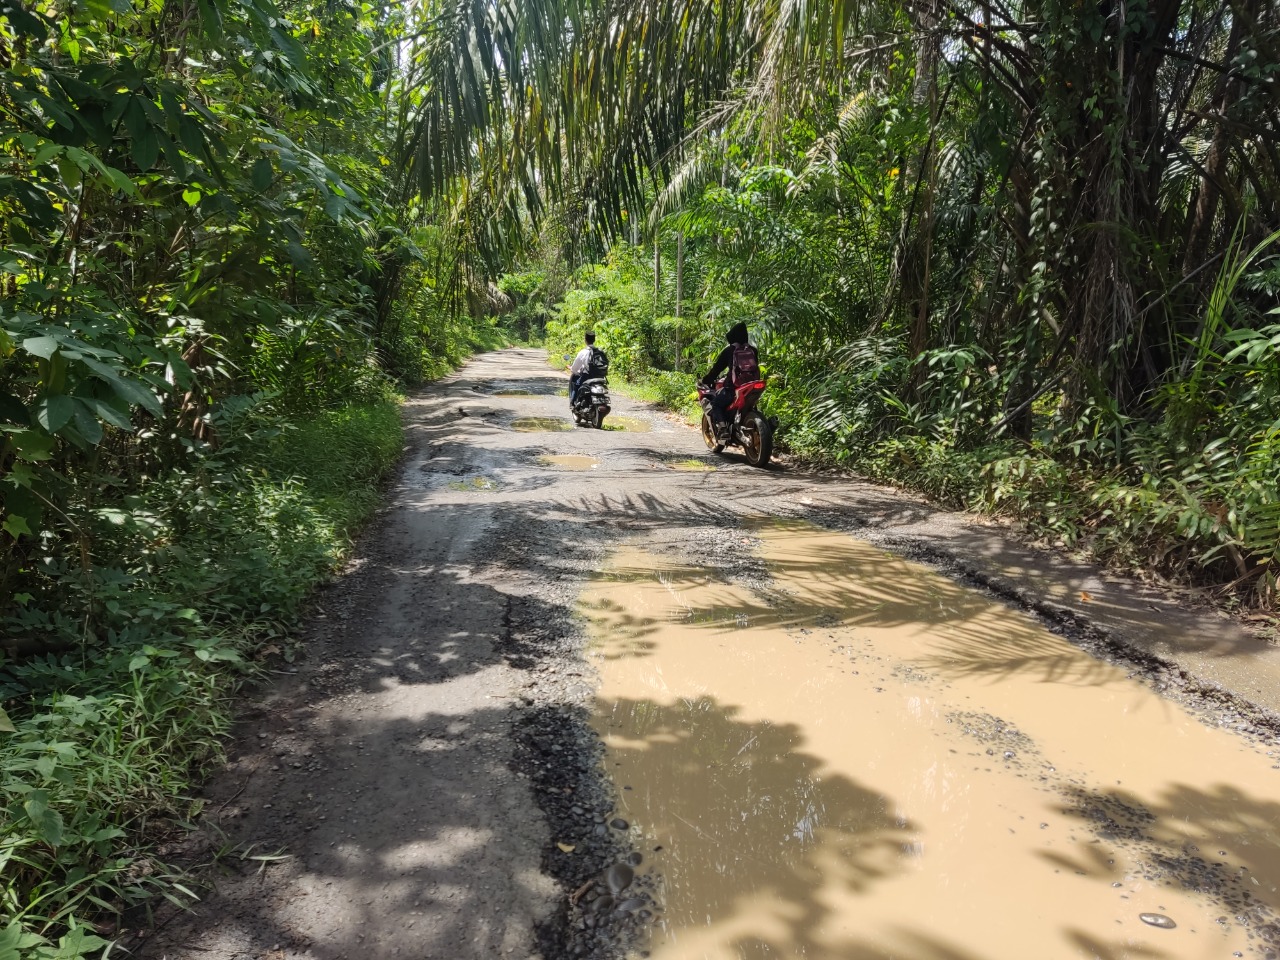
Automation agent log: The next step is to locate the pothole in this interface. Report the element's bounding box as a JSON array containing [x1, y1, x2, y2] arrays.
[[539, 455, 600, 470], [512, 417, 575, 432], [666, 458, 714, 472], [446, 476, 500, 491], [602, 416, 651, 433]]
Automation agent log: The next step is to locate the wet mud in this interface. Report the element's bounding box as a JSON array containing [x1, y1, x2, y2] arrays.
[[665, 458, 715, 472], [446, 476, 501, 491], [602, 416, 652, 433], [513, 416, 576, 432], [584, 519, 1280, 959], [539, 455, 601, 471]]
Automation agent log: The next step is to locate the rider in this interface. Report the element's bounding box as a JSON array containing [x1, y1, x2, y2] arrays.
[[700, 321, 759, 439], [569, 331, 607, 406]]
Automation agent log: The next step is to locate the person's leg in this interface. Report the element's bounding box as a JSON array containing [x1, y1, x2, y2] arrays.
[[712, 385, 733, 434], [569, 374, 581, 404]]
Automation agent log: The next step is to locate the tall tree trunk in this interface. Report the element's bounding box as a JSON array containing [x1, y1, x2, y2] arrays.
[[653, 235, 661, 313], [904, 0, 941, 398], [675, 231, 684, 371], [1182, 0, 1248, 277]]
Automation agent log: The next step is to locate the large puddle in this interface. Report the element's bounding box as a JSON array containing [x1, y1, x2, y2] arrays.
[[584, 519, 1280, 959]]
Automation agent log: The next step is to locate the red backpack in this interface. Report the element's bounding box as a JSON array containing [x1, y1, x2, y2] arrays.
[[731, 344, 760, 385]]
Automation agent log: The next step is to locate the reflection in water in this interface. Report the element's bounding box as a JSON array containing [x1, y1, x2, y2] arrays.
[[585, 520, 1280, 960]]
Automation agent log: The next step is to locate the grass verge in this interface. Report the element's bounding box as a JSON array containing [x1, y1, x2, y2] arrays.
[[0, 399, 403, 958]]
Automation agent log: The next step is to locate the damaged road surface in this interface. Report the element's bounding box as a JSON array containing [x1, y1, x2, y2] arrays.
[[143, 349, 1280, 960]]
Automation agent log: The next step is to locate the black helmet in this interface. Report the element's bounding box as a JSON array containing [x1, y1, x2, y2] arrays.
[[725, 321, 748, 345]]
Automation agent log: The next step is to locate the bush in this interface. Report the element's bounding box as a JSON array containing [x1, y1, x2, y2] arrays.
[[0, 398, 404, 957]]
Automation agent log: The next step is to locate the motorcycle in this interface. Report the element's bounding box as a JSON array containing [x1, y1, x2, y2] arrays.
[[697, 377, 773, 467], [571, 376, 611, 429]]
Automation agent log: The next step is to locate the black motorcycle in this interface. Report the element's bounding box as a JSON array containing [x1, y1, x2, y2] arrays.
[[571, 377, 611, 428]]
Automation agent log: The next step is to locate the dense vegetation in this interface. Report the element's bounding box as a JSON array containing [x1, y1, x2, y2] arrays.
[[0, 0, 506, 953], [3, 0, 1279, 953], [522, 0, 1280, 607]]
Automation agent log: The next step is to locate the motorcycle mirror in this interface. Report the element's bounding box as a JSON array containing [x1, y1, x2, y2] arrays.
[[562, 354, 571, 361]]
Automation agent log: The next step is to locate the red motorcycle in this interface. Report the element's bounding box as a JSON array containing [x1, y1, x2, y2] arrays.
[[697, 378, 773, 468]]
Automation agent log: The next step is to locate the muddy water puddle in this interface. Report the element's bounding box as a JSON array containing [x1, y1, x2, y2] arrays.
[[446, 476, 500, 491], [539, 455, 600, 470], [512, 416, 575, 432], [583, 519, 1280, 959], [603, 416, 652, 433], [665, 457, 715, 472]]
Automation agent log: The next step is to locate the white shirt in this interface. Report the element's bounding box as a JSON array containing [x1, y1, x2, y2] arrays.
[[570, 346, 593, 376]]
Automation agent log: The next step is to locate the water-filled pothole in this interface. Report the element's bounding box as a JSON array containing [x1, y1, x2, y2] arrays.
[[512, 417, 575, 432], [666, 458, 714, 472], [493, 389, 538, 397], [584, 518, 1280, 959], [602, 416, 651, 433], [446, 476, 500, 491], [538, 455, 599, 470]]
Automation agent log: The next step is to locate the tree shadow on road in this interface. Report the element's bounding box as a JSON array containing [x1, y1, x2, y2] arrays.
[[1045, 780, 1280, 948]]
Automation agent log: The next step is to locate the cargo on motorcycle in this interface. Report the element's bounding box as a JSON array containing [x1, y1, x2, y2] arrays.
[[698, 322, 773, 468]]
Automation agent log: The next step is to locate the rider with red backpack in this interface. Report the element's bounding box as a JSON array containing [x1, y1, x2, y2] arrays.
[[699, 321, 760, 440]]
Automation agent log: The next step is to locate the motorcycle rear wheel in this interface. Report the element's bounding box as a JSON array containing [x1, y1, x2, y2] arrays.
[[742, 411, 773, 468], [700, 413, 725, 453]]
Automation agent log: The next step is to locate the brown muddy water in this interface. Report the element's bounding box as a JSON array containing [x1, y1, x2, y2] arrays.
[[583, 519, 1280, 960], [604, 416, 652, 433], [446, 476, 499, 491], [540, 455, 600, 470], [512, 416, 575, 432], [666, 458, 715, 472]]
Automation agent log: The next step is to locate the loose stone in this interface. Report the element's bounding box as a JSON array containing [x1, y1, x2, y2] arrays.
[[605, 863, 634, 895]]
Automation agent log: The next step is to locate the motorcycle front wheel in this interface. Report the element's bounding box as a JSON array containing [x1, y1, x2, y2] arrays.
[[741, 411, 773, 468], [593, 407, 606, 429], [700, 412, 724, 453]]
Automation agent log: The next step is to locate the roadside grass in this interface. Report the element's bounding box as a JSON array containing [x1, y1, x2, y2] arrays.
[[0, 398, 404, 958], [613, 370, 703, 424]]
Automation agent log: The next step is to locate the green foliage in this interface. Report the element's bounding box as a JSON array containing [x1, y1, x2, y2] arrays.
[[0, 0, 494, 950], [0, 398, 402, 955], [545, 256, 660, 380], [617, 370, 702, 422]]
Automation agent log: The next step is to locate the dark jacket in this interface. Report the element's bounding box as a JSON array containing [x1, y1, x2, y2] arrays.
[[703, 322, 754, 386]]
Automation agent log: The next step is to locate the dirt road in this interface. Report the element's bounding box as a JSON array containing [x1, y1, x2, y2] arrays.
[[143, 349, 1280, 960]]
